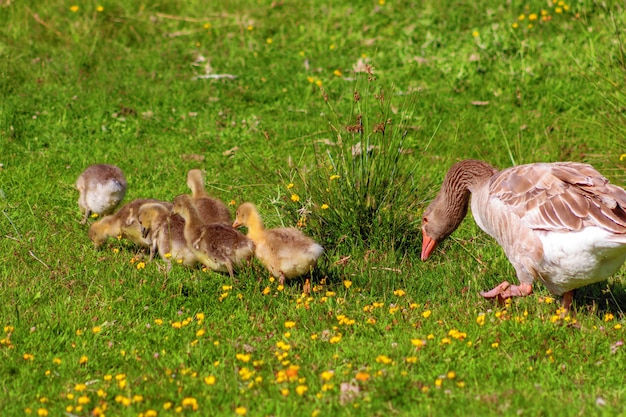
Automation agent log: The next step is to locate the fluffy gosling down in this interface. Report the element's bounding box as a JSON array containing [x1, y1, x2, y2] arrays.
[[172, 194, 254, 278], [233, 202, 324, 284], [186, 169, 232, 225], [76, 164, 127, 224], [88, 198, 169, 248], [137, 202, 198, 271]]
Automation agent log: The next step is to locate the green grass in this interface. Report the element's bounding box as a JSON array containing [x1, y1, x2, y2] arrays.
[[2, 0, 626, 415]]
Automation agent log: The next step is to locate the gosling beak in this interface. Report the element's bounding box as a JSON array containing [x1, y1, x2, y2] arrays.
[[232, 220, 242, 228], [421, 232, 438, 261], [141, 226, 149, 239]]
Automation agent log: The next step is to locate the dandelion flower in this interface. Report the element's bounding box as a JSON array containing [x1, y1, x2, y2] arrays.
[[92, 326, 101, 334], [204, 375, 216, 385], [96, 5, 104, 12], [321, 204, 329, 210], [343, 280, 352, 288], [181, 397, 198, 411], [235, 407, 247, 416], [284, 321, 296, 329], [472, 30, 479, 37], [287, 183, 294, 189], [266, 38, 273, 44], [79, 355, 88, 365], [355, 372, 370, 382], [333, 69, 342, 77], [422, 310, 432, 318], [376, 355, 393, 365], [291, 194, 300, 202]]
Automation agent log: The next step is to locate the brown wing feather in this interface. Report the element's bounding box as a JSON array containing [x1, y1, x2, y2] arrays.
[[490, 162, 626, 234]]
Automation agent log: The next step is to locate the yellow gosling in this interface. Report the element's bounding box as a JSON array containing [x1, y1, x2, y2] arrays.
[[88, 198, 168, 248], [137, 202, 199, 271], [233, 202, 323, 284]]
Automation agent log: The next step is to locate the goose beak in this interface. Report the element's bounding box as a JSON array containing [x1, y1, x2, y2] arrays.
[[232, 220, 242, 228], [421, 232, 437, 261]]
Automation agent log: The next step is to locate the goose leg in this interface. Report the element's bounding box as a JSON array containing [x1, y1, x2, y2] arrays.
[[561, 291, 574, 312], [480, 281, 533, 302]]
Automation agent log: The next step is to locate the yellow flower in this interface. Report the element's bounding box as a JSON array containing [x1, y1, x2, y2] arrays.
[[266, 38, 273, 44], [320, 371, 334, 381], [136, 261, 146, 270], [329, 335, 342, 344], [181, 397, 198, 411], [287, 183, 294, 189], [78, 396, 90, 405], [69, 5, 79, 12], [291, 194, 300, 202], [555, 7, 563, 13], [330, 174, 340, 180], [472, 30, 479, 37], [393, 289, 406, 297], [79, 355, 88, 365], [236, 353, 251, 362], [74, 383, 87, 392], [422, 310, 432, 318], [92, 326, 101, 334], [411, 339, 426, 348], [528, 13, 538, 21], [203, 23, 211, 29], [492, 342, 499, 348], [96, 5, 104, 12], [355, 372, 370, 382], [321, 204, 329, 210], [447, 371, 456, 379], [333, 69, 342, 77], [296, 385, 308, 395], [284, 321, 296, 329], [406, 356, 418, 363], [23, 353, 34, 360], [476, 314, 486, 326], [37, 409, 48, 417], [343, 280, 352, 288], [376, 355, 393, 365], [235, 407, 247, 416]]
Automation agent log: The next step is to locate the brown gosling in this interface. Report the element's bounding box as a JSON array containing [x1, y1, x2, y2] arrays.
[[88, 198, 170, 248], [233, 202, 324, 285], [76, 164, 127, 224], [186, 169, 232, 225], [172, 194, 254, 279], [137, 202, 199, 271]]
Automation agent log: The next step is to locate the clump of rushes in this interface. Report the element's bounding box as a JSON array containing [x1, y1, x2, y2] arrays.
[[284, 73, 428, 253]]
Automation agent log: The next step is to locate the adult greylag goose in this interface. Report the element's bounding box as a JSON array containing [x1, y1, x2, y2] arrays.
[[76, 164, 127, 224], [421, 159, 626, 310], [186, 169, 232, 225], [172, 194, 254, 278], [88, 198, 169, 248], [137, 202, 198, 271], [233, 202, 324, 285]]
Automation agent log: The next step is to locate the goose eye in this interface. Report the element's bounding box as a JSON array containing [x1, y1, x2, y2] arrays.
[[422, 217, 428, 224]]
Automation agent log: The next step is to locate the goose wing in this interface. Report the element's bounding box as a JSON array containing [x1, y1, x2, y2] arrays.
[[489, 162, 626, 233]]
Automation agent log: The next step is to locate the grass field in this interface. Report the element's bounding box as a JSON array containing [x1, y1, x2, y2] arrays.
[[2, 0, 626, 415]]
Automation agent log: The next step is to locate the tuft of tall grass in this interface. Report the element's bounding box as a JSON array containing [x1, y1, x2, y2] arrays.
[[280, 73, 431, 254]]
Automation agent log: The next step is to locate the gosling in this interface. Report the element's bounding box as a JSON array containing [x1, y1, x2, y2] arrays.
[[233, 202, 324, 284], [88, 198, 170, 248], [137, 202, 199, 271], [186, 169, 232, 225], [76, 164, 127, 224], [172, 194, 254, 279]]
